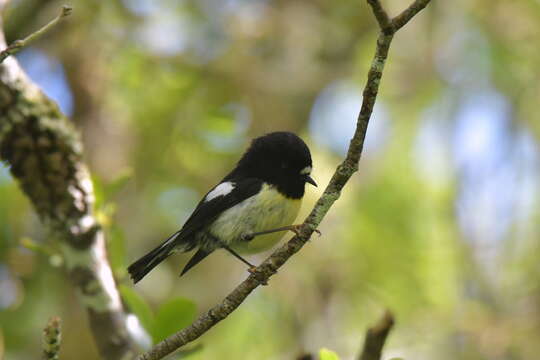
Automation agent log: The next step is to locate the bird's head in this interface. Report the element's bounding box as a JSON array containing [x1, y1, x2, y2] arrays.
[[233, 132, 316, 198]]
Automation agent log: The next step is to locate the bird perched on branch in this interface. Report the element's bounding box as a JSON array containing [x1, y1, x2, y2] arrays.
[[128, 131, 317, 283]]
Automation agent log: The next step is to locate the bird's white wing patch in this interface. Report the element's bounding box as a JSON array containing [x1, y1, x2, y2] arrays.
[[205, 182, 235, 201]]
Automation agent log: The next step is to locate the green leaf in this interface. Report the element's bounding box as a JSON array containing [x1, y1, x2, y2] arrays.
[[92, 169, 132, 212], [153, 297, 197, 343], [119, 285, 155, 333], [104, 168, 133, 199], [319, 348, 340, 360], [108, 225, 127, 276], [92, 175, 105, 210]]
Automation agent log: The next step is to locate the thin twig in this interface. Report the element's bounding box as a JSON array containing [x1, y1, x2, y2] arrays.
[[42, 317, 62, 360], [358, 311, 395, 360], [391, 0, 432, 31], [0, 5, 72, 63], [134, 1, 431, 359]]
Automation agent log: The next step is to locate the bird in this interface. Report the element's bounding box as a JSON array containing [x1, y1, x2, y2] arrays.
[[128, 131, 317, 283]]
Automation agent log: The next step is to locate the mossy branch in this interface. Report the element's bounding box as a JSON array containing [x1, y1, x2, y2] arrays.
[[42, 317, 62, 360], [0, 6, 141, 360], [135, 1, 432, 359]]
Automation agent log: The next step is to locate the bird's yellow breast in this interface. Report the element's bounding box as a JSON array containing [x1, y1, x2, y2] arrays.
[[208, 183, 301, 254]]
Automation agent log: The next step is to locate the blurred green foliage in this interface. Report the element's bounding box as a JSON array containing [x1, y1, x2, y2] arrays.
[[319, 348, 340, 360], [1, 0, 540, 359], [120, 285, 196, 343]]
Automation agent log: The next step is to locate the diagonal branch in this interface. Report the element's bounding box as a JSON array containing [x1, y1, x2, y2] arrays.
[[0, 5, 71, 63], [358, 311, 395, 360], [135, 1, 432, 359]]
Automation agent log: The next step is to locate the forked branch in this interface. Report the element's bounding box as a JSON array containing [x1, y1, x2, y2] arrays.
[[136, 0, 432, 359]]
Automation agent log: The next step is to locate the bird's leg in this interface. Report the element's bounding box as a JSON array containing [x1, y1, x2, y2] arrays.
[[241, 224, 321, 242], [221, 245, 269, 285], [222, 244, 255, 268]]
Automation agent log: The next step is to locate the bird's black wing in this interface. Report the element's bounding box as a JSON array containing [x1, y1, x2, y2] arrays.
[[128, 177, 262, 283], [175, 177, 263, 250], [175, 177, 263, 276]]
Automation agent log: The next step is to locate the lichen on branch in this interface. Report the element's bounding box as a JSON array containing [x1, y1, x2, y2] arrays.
[[0, 7, 141, 360]]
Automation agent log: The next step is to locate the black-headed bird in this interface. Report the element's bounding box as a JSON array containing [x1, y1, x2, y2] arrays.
[[128, 131, 317, 283]]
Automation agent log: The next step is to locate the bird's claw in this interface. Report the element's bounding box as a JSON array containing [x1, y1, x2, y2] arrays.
[[247, 266, 268, 285], [291, 224, 302, 236], [291, 225, 321, 238]]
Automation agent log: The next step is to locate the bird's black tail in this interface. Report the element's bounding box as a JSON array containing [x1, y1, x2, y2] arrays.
[[128, 231, 181, 283]]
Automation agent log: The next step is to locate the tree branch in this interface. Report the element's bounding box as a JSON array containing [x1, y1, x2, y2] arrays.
[[358, 311, 395, 360], [0, 5, 71, 64], [135, 1, 432, 359], [391, 0, 432, 31], [366, 0, 391, 31], [0, 8, 142, 360], [42, 317, 62, 360]]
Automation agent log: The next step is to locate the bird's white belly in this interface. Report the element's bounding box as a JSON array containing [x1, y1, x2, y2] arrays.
[[208, 183, 301, 254]]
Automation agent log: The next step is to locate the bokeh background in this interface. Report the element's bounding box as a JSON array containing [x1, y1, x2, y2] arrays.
[[1, 0, 540, 359]]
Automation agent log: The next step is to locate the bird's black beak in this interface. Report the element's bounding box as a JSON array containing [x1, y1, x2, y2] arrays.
[[305, 175, 317, 187]]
